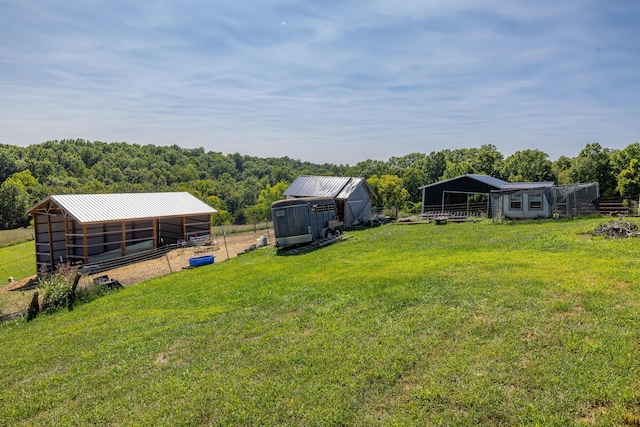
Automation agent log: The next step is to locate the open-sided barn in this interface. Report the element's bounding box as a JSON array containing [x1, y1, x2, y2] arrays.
[[420, 174, 507, 216], [420, 174, 599, 220], [27, 192, 216, 272], [283, 175, 376, 228]]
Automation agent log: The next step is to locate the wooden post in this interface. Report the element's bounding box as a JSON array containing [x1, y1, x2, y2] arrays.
[[83, 224, 88, 264], [121, 221, 127, 256], [152, 218, 157, 248], [46, 213, 54, 271], [64, 217, 70, 263]]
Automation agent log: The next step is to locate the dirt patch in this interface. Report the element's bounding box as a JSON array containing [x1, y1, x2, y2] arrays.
[[0, 230, 273, 318]]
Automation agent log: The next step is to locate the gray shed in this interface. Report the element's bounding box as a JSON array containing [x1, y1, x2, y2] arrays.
[[283, 175, 376, 228], [27, 192, 217, 272]]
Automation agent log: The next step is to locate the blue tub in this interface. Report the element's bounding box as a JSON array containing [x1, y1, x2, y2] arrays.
[[188, 255, 215, 267]]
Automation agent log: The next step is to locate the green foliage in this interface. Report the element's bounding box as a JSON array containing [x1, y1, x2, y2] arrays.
[[37, 268, 75, 310], [616, 158, 640, 197], [569, 142, 616, 197], [501, 149, 554, 182], [246, 181, 289, 222], [3, 139, 640, 228], [367, 174, 409, 207], [0, 170, 39, 229]]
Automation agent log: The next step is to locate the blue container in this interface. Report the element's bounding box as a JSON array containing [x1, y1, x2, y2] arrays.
[[188, 255, 215, 267]]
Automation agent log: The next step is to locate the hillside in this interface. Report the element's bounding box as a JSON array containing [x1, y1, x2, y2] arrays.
[[2, 218, 640, 425]]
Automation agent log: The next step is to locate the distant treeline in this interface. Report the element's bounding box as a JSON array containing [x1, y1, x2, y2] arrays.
[[1, 139, 639, 229]]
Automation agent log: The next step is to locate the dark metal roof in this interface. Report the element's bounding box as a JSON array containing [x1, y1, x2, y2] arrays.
[[283, 175, 374, 199], [419, 174, 508, 190]]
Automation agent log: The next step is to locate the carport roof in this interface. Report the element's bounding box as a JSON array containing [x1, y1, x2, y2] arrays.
[[419, 174, 508, 190], [27, 192, 217, 224]]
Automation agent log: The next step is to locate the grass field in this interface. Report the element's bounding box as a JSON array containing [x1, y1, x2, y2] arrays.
[[0, 240, 35, 283], [0, 227, 33, 248], [1, 218, 640, 426]]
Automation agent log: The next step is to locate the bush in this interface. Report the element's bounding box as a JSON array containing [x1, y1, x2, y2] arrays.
[[38, 267, 75, 310]]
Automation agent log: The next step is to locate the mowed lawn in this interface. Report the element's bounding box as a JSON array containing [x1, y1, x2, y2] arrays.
[[2, 218, 640, 426]]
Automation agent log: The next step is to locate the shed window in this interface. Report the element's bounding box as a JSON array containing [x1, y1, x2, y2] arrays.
[[529, 193, 543, 210], [510, 194, 522, 210]]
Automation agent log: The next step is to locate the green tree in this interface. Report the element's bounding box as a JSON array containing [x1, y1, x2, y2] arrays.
[[0, 170, 38, 229], [367, 175, 409, 208], [552, 156, 573, 184], [568, 143, 616, 197], [246, 182, 289, 222], [473, 144, 504, 178], [616, 158, 640, 198], [206, 195, 233, 225], [441, 160, 476, 180], [500, 149, 553, 182]]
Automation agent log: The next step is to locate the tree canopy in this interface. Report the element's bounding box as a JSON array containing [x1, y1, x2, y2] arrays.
[[1, 139, 639, 229]]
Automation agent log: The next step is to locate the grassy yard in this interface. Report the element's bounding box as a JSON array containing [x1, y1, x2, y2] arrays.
[[1, 218, 640, 426], [0, 240, 35, 283]]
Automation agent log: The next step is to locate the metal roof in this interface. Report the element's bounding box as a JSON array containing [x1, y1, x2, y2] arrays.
[[419, 174, 508, 190], [28, 192, 217, 224], [501, 182, 555, 190], [283, 175, 372, 199]]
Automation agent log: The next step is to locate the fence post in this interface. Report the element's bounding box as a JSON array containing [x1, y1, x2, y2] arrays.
[[165, 249, 173, 274], [265, 218, 271, 244]]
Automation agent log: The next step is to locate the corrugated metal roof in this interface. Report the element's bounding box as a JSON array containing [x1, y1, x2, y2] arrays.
[[501, 182, 555, 190], [419, 174, 508, 190], [29, 192, 217, 224], [283, 175, 365, 199]]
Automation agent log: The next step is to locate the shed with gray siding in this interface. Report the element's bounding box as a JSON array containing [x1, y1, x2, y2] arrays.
[[27, 192, 216, 272], [283, 175, 376, 228]]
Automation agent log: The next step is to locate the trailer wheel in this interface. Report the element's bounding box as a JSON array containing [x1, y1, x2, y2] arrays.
[[333, 227, 342, 237], [324, 229, 334, 238]]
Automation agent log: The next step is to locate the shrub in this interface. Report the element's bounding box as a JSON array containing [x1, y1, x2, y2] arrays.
[[38, 267, 75, 310]]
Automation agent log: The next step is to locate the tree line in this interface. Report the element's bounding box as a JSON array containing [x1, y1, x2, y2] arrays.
[[1, 139, 639, 229]]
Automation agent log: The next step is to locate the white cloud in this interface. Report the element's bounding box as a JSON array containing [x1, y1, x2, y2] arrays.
[[0, 0, 638, 164]]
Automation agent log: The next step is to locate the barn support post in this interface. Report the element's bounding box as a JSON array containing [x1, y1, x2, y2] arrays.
[[64, 217, 70, 263], [82, 224, 88, 264], [121, 221, 127, 256], [46, 212, 54, 272], [182, 216, 186, 241], [152, 218, 158, 248]]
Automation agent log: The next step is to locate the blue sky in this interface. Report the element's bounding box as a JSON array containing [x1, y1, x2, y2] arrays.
[[1, 1, 639, 165]]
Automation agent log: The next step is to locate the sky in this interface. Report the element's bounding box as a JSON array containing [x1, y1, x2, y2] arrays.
[[1, 1, 639, 165]]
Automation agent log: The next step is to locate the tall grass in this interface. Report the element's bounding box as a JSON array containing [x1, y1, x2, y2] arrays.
[[0, 227, 33, 248], [1, 218, 640, 426]]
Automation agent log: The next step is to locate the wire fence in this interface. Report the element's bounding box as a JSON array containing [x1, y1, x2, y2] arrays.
[[76, 235, 220, 288]]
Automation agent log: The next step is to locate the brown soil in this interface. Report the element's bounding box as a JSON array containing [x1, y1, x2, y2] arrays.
[[0, 230, 273, 317]]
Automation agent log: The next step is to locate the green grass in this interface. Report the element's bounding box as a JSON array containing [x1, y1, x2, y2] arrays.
[[0, 227, 33, 248], [0, 240, 36, 316], [2, 218, 640, 425], [0, 240, 35, 282]]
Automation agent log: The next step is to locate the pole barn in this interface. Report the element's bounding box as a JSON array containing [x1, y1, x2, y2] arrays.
[[27, 192, 216, 273]]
